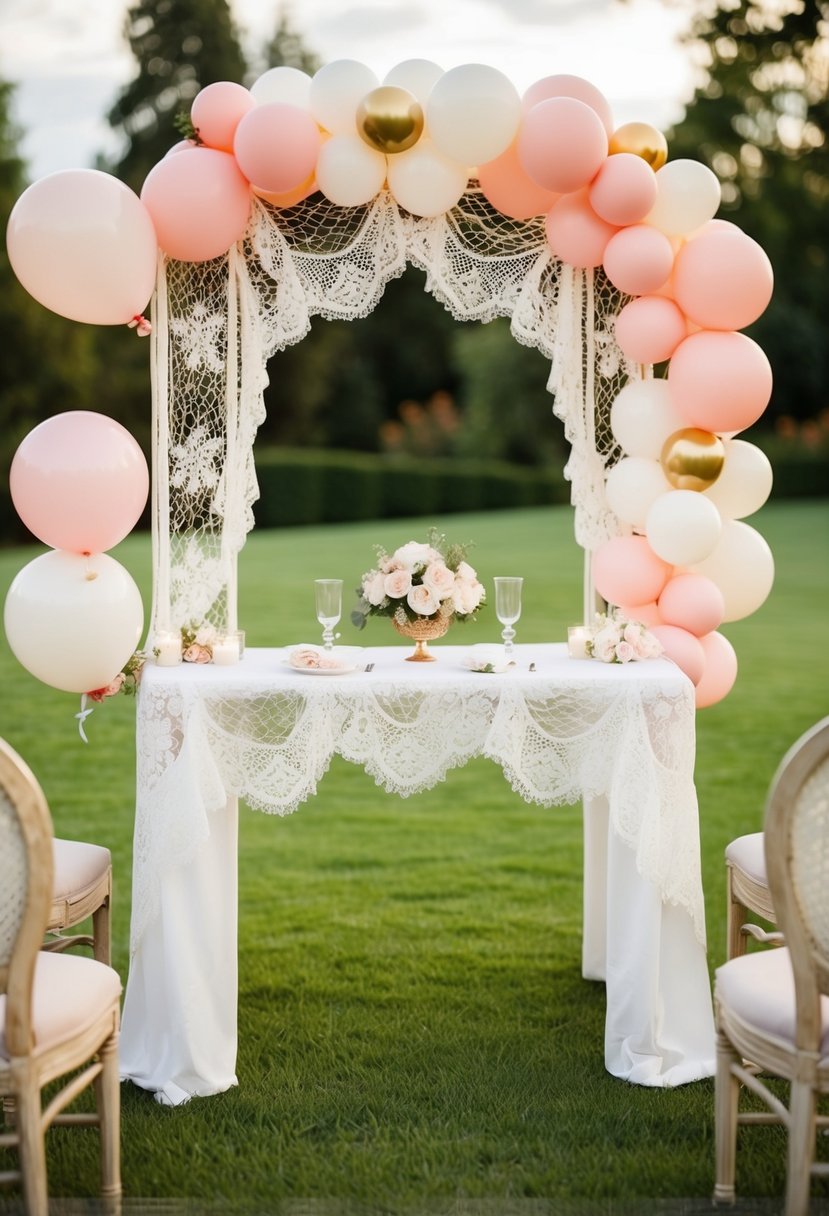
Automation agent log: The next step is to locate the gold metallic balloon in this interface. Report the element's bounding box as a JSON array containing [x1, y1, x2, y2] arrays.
[[356, 86, 424, 155], [660, 428, 726, 491], [609, 122, 669, 170]]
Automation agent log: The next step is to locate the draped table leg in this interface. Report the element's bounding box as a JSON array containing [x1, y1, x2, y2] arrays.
[[581, 795, 609, 982], [120, 796, 240, 1105]]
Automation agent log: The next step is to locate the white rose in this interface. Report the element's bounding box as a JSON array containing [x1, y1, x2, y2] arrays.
[[615, 640, 635, 663], [456, 560, 478, 582], [384, 569, 412, 599], [363, 570, 387, 607], [393, 541, 436, 570], [407, 584, 439, 616], [591, 623, 620, 663], [452, 580, 483, 615], [421, 561, 456, 600]]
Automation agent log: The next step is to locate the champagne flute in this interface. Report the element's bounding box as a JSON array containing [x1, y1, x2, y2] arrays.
[[494, 577, 523, 664], [315, 579, 343, 651]]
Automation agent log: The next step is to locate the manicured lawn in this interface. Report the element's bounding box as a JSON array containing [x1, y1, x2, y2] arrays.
[[0, 500, 827, 1211]]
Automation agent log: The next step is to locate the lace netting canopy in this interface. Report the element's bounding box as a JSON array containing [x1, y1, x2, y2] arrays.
[[150, 186, 633, 637]]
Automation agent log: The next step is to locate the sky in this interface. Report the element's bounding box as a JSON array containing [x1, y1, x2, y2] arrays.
[[0, 0, 700, 182]]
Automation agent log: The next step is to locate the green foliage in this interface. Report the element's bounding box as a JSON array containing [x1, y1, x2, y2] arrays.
[[259, 9, 322, 77]]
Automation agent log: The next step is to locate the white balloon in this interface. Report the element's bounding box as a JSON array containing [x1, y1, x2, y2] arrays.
[[426, 63, 521, 166], [250, 66, 312, 110], [646, 159, 722, 237], [605, 457, 671, 531], [4, 551, 144, 694], [386, 138, 468, 217], [309, 59, 379, 135], [703, 439, 773, 519], [383, 59, 444, 107], [315, 134, 387, 207], [610, 380, 687, 460], [646, 489, 723, 566], [690, 519, 775, 622]]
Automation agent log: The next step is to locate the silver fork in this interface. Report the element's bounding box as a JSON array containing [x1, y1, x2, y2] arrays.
[[364, 662, 375, 672]]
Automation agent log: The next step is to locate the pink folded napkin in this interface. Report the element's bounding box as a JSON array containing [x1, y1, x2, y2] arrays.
[[289, 646, 343, 670]]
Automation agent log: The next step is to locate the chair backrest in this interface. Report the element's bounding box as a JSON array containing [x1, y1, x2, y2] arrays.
[[764, 715, 829, 1053], [0, 738, 55, 1058]]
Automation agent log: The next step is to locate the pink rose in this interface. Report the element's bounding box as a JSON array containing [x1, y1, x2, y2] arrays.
[[384, 568, 412, 599], [363, 570, 387, 606], [422, 561, 455, 600], [183, 643, 212, 664], [615, 641, 635, 663], [407, 584, 439, 616], [452, 579, 484, 615]]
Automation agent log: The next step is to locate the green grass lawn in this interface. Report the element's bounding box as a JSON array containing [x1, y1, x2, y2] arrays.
[[0, 501, 827, 1211]]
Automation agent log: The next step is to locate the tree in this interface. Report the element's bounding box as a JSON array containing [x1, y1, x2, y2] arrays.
[[105, 0, 247, 193], [259, 8, 321, 77], [669, 0, 829, 423]]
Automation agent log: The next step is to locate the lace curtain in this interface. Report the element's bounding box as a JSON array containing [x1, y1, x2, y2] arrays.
[[149, 187, 633, 636]]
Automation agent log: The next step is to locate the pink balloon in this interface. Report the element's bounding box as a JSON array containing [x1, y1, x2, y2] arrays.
[[602, 224, 675, 296], [694, 631, 738, 709], [477, 140, 560, 219], [141, 148, 252, 263], [233, 103, 321, 194], [6, 169, 158, 326], [593, 536, 672, 607], [253, 173, 318, 209], [10, 411, 149, 554], [617, 601, 663, 628], [615, 296, 687, 365], [668, 331, 773, 434], [672, 226, 774, 331], [588, 154, 657, 226], [657, 573, 725, 637], [522, 74, 614, 136], [191, 81, 255, 152], [518, 97, 608, 195], [650, 625, 706, 685], [545, 190, 618, 269]]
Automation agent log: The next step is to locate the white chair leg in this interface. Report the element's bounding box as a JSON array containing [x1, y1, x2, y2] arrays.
[[785, 1079, 815, 1216], [713, 1029, 739, 1205], [95, 1030, 122, 1207], [15, 1081, 48, 1216]]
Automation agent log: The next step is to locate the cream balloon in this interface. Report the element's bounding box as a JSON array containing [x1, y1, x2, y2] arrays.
[[4, 551, 144, 694], [645, 489, 723, 566], [250, 66, 312, 109], [383, 59, 444, 107], [315, 134, 387, 207], [702, 439, 773, 519], [386, 138, 468, 217], [309, 60, 379, 135], [426, 63, 521, 166], [646, 159, 721, 237], [690, 519, 775, 622], [604, 457, 671, 531], [610, 380, 687, 460]]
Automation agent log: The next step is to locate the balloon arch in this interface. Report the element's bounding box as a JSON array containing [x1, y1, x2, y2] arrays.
[[5, 61, 776, 708]]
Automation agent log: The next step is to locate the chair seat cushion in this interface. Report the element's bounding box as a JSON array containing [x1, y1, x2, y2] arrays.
[[52, 838, 111, 900], [725, 832, 767, 885], [715, 947, 829, 1063], [0, 952, 121, 1060]]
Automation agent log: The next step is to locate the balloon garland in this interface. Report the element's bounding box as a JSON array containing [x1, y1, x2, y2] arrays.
[[4, 58, 776, 708]]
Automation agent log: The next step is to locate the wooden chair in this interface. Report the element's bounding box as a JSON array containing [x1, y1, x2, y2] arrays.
[[0, 738, 121, 1216], [46, 838, 112, 965], [725, 830, 779, 959], [714, 715, 829, 1216]]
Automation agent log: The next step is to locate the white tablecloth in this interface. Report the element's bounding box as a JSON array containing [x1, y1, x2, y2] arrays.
[[120, 643, 715, 1104]]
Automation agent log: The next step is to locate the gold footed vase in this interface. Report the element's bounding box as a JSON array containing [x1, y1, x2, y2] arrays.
[[392, 614, 451, 662]]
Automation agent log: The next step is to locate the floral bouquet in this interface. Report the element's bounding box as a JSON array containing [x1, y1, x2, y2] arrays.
[[87, 651, 146, 702], [351, 528, 485, 630], [586, 612, 663, 664]]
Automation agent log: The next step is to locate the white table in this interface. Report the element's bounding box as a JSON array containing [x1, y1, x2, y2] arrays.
[[120, 643, 715, 1105]]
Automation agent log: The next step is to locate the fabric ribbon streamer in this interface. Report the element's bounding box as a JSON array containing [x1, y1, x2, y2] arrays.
[[75, 693, 94, 743]]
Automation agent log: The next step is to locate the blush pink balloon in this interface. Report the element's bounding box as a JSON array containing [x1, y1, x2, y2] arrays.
[[694, 631, 738, 709], [518, 97, 608, 195], [6, 169, 158, 326], [657, 573, 725, 637], [477, 140, 560, 219], [672, 226, 774, 331], [233, 103, 321, 194], [522, 74, 614, 136], [593, 535, 672, 607], [141, 148, 252, 263], [615, 296, 687, 365], [616, 601, 663, 628], [650, 624, 706, 685], [10, 411, 149, 553], [545, 190, 618, 269], [667, 331, 773, 434], [602, 224, 675, 296], [191, 81, 256, 152], [588, 154, 657, 226]]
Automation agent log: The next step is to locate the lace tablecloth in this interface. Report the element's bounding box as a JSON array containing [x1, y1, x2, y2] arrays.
[[122, 643, 714, 1103]]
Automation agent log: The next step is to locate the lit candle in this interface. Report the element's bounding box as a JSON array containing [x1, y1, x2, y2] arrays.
[[211, 635, 240, 666], [154, 631, 182, 667], [567, 626, 592, 659]]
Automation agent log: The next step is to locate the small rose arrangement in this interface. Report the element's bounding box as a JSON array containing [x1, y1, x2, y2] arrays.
[[586, 612, 663, 664], [180, 623, 218, 664], [86, 651, 146, 702], [351, 528, 486, 630]]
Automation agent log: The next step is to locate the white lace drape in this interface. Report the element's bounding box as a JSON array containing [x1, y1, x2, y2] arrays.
[[149, 188, 632, 636]]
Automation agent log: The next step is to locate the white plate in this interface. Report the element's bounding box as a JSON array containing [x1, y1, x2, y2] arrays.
[[284, 660, 357, 676]]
